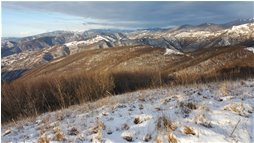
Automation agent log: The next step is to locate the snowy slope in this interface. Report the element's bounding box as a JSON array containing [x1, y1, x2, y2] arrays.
[[2, 79, 254, 143], [164, 48, 183, 55], [64, 35, 114, 47], [246, 47, 254, 53]]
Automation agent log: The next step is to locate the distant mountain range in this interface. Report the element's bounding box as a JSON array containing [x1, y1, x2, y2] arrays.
[[2, 18, 254, 57], [1, 19, 254, 81]]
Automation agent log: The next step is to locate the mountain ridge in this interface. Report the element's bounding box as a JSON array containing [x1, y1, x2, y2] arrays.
[[1, 19, 254, 81]]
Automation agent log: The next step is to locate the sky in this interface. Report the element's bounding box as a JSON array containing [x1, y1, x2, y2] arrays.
[[2, 1, 254, 37]]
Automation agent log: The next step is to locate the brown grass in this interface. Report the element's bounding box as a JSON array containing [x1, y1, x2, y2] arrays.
[[156, 134, 162, 143], [167, 133, 178, 143], [157, 116, 177, 132], [224, 103, 245, 115], [219, 81, 230, 96], [53, 127, 65, 141], [38, 134, 50, 143], [183, 126, 196, 135]]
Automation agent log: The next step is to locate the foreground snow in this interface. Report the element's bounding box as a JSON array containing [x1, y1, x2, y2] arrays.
[[2, 79, 254, 143]]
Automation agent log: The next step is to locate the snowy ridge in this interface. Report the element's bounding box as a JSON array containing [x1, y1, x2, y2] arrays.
[[164, 48, 183, 55], [246, 47, 254, 53], [64, 35, 113, 47], [2, 79, 254, 142], [225, 23, 254, 37]]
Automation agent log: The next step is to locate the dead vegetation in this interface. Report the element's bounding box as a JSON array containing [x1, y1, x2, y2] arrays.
[[182, 126, 196, 135], [157, 116, 177, 132], [53, 127, 65, 141], [156, 116, 178, 143], [179, 101, 198, 117], [38, 134, 50, 143], [223, 102, 253, 117], [167, 132, 178, 143], [219, 81, 230, 96], [194, 113, 212, 128], [2, 68, 169, 123]]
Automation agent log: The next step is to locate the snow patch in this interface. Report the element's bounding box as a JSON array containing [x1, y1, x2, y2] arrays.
[[64, 35, 113, 47], [164, 48, 184, 55], [246, 47, 254, 53]]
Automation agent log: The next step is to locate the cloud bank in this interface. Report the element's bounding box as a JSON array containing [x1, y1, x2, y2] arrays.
[[2, 1, 254, 36]]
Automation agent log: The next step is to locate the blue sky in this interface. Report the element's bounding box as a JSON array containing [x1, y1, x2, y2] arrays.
[[2, 1, 254, 37]]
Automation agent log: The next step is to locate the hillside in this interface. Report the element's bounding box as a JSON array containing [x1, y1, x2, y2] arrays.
[[18, 45, 254, 82], [2, 79, 254, 142]]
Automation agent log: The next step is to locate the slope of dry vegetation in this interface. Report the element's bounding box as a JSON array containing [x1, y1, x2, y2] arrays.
[[2, 45, 254, 123], [2, 69, 168, 123]]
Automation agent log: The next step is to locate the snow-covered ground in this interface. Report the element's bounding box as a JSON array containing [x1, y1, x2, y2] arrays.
[[2, 79, 254, 143]]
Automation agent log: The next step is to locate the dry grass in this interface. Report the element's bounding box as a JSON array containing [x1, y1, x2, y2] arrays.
[[2, 68, 170, 123], [167, 133, 178, 143], [156, 134, 162, 143], [219, 81, 230, 96], [156, 116, 178, 142], [179, 102, 198, 117], [163, 117, 177, 132], [182, 126, 196, 135], [157, 116, 177, 132], [224, 103, 245, 115], [38, 134, 50, 143], [53, 127, 65, 141], [194, 113, 212, 128], [92, 119, 104, 143]]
